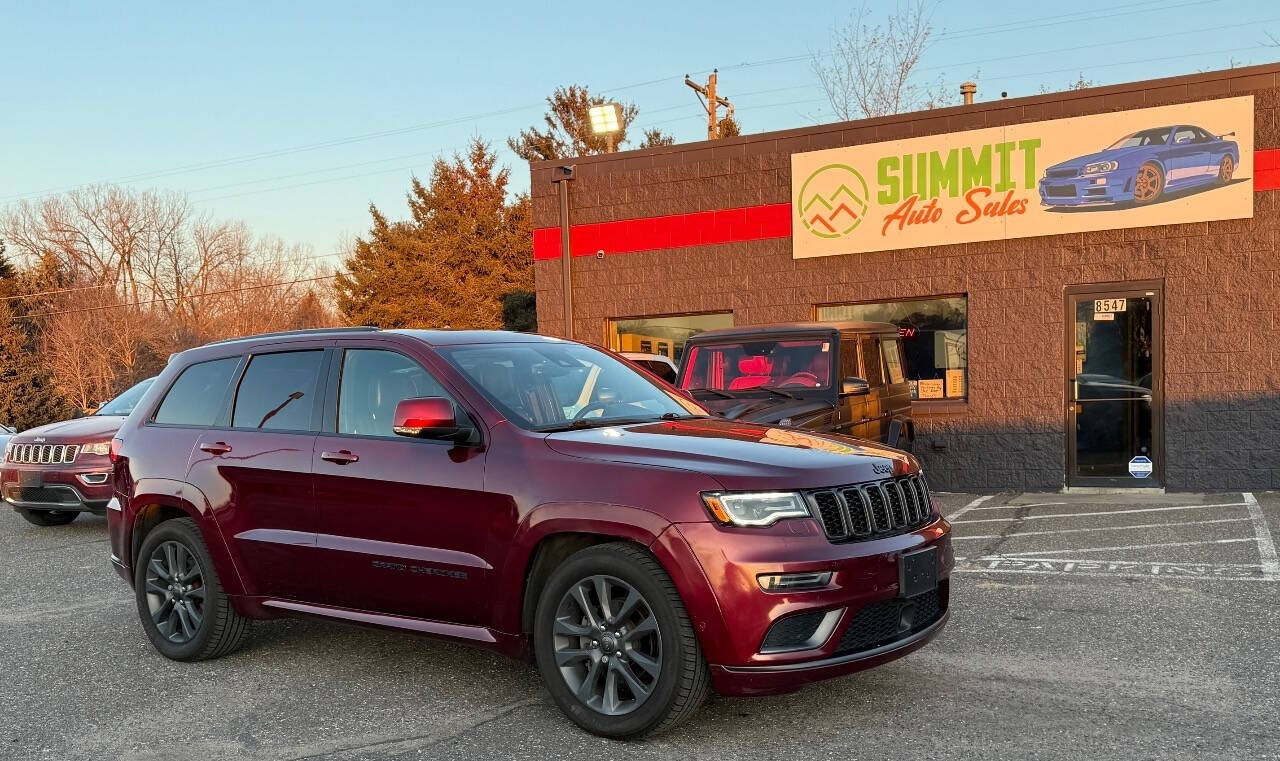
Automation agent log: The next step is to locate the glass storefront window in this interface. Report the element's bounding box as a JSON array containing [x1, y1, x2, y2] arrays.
[[817, 297, 968, 401], [606, 313, 733, 364]]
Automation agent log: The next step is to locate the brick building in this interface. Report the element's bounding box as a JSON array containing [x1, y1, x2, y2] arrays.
[[529, 63, 1280, 492]]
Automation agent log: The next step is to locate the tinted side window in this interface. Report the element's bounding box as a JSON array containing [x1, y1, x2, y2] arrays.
[[153, 358, 240, 426], [232, 351, 324, 431], [338, 349, 450, 437], [859, 338, 884, 386], [838, 339, 860, 381], [881, 339, 906, 384]]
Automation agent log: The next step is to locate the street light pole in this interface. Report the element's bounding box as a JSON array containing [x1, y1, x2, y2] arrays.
[[551, 164, 575, 340]]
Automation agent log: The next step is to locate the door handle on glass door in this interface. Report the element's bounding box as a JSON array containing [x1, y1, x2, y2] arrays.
[[321, 450, 359, 465], [199, 442, 232, 456]]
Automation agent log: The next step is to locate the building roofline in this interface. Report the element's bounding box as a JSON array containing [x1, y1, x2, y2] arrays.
[[530, 60, 1280, 172]]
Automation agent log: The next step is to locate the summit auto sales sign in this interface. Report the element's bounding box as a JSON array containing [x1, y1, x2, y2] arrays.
[[791, 95, 1253, 258]]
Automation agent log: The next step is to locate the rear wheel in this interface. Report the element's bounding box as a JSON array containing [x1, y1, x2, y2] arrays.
[[1218, 155, 1234, 184], [134, 517, 251, 661], [17, 508, 78, 527], [1133, 162, 1164, 205], [534, 543, 709, 739]]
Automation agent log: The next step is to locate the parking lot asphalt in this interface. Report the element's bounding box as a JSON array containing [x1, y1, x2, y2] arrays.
[[2, 492, 1278, 761]]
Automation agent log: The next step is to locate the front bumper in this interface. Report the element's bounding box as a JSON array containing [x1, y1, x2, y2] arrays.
[[2, 463, 113, 513], [669, 515, 953, 696], [1039, 171, 1132, 206]]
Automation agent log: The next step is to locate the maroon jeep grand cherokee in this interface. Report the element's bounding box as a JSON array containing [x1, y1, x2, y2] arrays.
[[108, 328, 951, 738], [3, 378, 154, 526]]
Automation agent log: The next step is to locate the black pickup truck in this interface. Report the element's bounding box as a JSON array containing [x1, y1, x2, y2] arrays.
[[676, 321, 915, 450]]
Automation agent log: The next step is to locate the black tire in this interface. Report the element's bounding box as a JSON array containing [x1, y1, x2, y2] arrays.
[[533, 542, 710, 739], [134, 517, 251, 661], [18, 508, 78, 527]]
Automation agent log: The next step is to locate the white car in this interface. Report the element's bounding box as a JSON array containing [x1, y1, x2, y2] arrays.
[[620, 352, 678, 384]]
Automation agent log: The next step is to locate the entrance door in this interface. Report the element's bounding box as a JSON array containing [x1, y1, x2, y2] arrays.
[[1065, 283, 1163, 487]]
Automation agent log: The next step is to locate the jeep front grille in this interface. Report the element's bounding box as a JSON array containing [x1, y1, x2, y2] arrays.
[[806, 474, 933, 542], [8, 444, 81, 464]]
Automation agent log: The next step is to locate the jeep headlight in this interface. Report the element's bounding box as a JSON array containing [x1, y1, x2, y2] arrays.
[[1083, 160, 1118, 174], [79, 441, 112, 457], [702, 491, 811, 527]]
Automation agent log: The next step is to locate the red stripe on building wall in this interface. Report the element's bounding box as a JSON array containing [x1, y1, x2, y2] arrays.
[[1255, 147, 1280, 191], [533, 148, 1280, 260], [532, 203, 791, 261]]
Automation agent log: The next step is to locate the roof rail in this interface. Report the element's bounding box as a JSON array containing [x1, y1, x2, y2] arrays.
[[203, 326, 380, 347]]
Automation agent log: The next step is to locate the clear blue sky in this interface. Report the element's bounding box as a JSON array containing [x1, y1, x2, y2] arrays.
[[2, 0, 1275, 261]]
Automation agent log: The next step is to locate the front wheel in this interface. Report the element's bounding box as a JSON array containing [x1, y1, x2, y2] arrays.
[[534, 543, 710, 739], [18, 508, 78, 527], [1133, 162, 1164, 205]]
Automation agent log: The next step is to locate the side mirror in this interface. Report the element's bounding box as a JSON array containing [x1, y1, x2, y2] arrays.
[[392, 397, 470, 442], [840, 377, 870, 396]]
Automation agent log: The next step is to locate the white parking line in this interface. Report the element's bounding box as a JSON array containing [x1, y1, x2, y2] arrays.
[[957, 555, 1262, 567], [953, 559, 1270, 581], [945, 495, 992, 521], [949, 516, 1253, 541], [960, 502, 1065, 512], [991, 537, 1257, 557], [1243, 492, 1280, 580], [950, 502, 1246, 524]]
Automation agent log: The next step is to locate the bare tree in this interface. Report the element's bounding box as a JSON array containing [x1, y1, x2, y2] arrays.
[[1040, 73, 1095, 94], [1, 185, 335, 412], [812, 1, 946, 120]]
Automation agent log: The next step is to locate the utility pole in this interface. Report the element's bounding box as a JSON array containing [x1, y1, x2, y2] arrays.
[[684, 70, 735, 140]]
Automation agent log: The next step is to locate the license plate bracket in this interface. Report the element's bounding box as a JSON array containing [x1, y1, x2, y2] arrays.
[[899, 547, 938, 598], [18, 470, 43, 488]]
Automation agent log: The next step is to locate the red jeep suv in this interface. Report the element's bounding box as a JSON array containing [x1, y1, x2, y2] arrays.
[[4, 377, 154, 526], [108, 328, 952, 738]]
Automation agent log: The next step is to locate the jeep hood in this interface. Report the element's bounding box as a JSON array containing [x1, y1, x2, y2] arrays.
[[543, 416, 914, 491], [694, 395, 832, 425], [11, 415, 125, 444]]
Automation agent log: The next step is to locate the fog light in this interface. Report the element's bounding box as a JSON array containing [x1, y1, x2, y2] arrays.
[[77, 472, 109, 485], [757, 571, 833, 592]]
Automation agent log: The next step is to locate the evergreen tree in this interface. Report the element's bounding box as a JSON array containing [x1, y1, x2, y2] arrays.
[[509, 85, 675, 161], [334, 140, 532, 329], [0, 245, 74, 429]]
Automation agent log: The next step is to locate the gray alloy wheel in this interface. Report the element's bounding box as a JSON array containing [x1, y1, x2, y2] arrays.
[[534, 543, 710, 738], [134, 517, 251, 661], [552, 574, 663, 716], [143, 540, 207, 645]]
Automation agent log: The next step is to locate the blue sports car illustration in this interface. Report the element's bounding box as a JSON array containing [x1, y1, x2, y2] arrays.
[[1039, 125, 1239, 207]]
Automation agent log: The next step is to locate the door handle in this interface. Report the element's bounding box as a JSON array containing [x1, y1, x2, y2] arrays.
[[320, 450, 359, 465], [199, 442, 232, 456]]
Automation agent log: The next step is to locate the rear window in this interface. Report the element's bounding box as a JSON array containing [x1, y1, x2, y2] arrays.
[[153, 358, 240, 426], [232, 351, 325, 431]]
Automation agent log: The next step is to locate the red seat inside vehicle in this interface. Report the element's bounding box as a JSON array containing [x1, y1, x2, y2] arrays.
[[729, 355, 773, 390]]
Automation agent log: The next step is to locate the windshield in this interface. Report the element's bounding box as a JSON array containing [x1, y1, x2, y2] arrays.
[[439, 343, 705, 431], [679, 338, 833, 393], [96, 378, 156, 416], [1108, 128, 1170, 149]]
